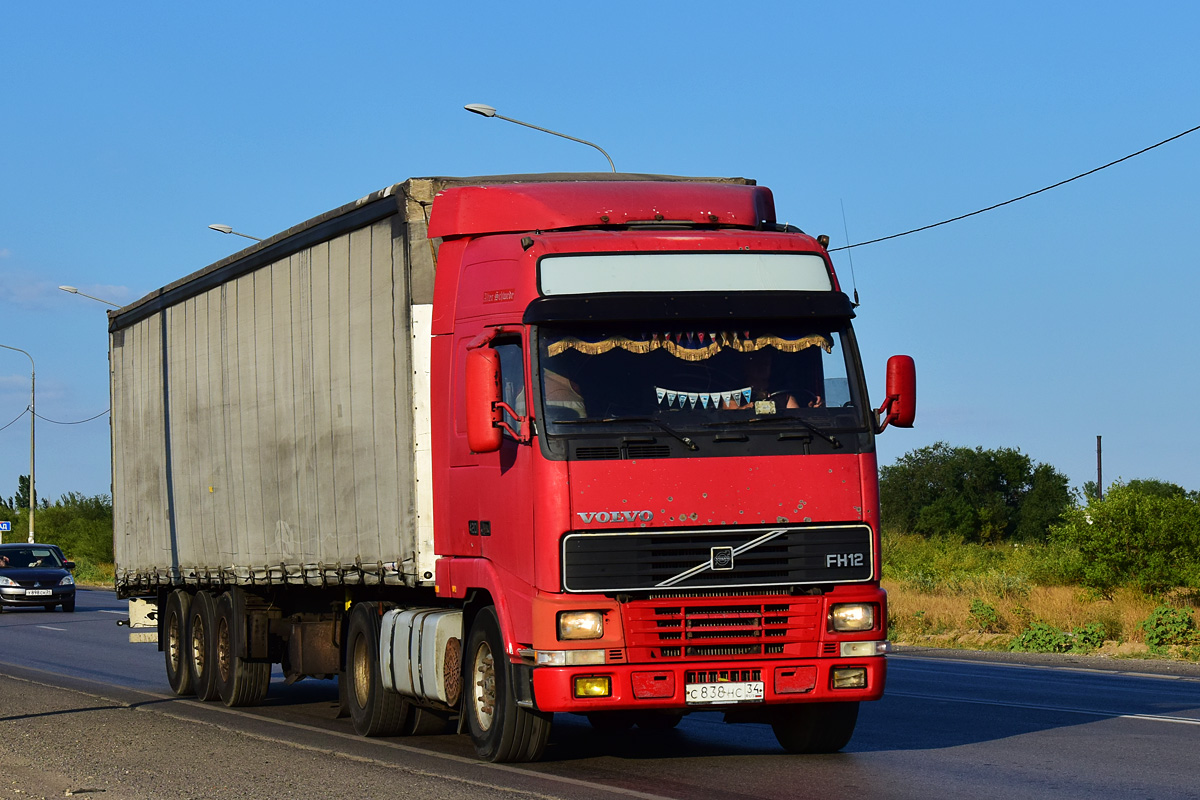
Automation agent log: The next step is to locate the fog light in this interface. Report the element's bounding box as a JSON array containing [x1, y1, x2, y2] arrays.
[[558, 610, 604, 640], [829, 603, 875, 632], [574, 676, 612, 698], [832, 667, 868, 689]]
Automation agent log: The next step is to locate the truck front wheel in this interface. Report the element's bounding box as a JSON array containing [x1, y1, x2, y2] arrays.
[[771, 701, 859, 754], [464, 606, 552, 762], [346, 602, 408, 736]]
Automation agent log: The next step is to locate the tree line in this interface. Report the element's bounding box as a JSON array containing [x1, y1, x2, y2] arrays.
[[880, 442, 1200, 596], [0, 476, 113, 566]]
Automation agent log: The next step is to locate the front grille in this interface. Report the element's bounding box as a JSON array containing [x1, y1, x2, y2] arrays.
[[562, 524, 873, 593], [624, 594, 823, 660]]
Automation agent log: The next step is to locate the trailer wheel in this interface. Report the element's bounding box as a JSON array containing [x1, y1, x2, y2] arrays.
[[163, 590, 194, 696], [464, 606, 552, 762], [188, 591, 221, 701], [214, 591, 270, 707], [771, 701, 859, 754], [346, 602, 408, 736]]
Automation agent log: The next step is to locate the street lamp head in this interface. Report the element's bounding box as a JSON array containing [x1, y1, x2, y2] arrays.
[[208, 224, 263, 242], [59, 285, 121, 308], [461, 101, 616, 172]]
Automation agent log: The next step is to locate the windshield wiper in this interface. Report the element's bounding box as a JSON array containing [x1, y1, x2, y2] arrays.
[[554, 417, 699, 451], [705, 416, 842, 449]]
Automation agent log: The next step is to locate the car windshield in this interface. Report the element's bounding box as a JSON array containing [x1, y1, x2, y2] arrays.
[[537, 321, 867, 434], [0, 548, 62, 568]]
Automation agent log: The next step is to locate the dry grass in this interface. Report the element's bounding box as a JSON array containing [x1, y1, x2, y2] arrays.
[[884, 580, 1178, 654]]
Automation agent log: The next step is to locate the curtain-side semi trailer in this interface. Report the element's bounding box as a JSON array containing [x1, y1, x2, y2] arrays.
[[111, 173, 916, 762]]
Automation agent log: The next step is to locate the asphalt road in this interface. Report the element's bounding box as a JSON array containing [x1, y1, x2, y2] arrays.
[[2, 589, 1199, 799]]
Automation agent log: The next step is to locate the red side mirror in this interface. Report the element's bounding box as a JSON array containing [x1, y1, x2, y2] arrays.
[[879, 355, 916, 430], [465, 348, 503, 453]]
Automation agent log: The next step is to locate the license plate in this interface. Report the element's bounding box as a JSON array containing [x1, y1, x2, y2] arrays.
[[25, 589, 52, 597], [685, 681, 764, 705]]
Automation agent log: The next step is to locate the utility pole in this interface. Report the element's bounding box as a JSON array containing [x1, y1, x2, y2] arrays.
[[1096, 435, 1103, 500], [0, 344, 34, 541]]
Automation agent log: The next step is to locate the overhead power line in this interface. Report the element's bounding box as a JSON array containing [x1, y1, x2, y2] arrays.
[[33, 409, 110, 425], [830, 122, 1200, 252], [0, 408, 28, 433]]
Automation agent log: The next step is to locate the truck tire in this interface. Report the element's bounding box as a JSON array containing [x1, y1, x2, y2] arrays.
[[464, 606, 552, 762], [214, 591, 270, 707], [188, 591, 221, 701], [771, 701, 859, 754], [346, 602, 408, 736], [163, 590, 194, 696]]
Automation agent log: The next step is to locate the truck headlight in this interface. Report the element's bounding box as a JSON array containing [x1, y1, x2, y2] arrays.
[[558, 610, 604, 640], [829, 603, 875, 632]]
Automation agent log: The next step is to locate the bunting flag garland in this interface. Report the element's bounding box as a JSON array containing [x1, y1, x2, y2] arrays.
[[548, 332, 833, 361], [655, 386, 752, 409]]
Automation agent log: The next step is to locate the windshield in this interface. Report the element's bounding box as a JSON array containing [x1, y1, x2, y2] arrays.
[[536, 321, 867, 435], [0, 548, 62, 569]]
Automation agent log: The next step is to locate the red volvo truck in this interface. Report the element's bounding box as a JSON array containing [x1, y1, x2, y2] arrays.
[[112, 173, 915, 762]]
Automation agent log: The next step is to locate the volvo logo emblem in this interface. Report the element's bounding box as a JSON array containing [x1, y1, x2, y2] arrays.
[[711, 546, 734, 570], [577, 510, 654, 524]]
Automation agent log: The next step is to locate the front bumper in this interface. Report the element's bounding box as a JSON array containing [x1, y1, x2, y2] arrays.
[[0, 586, 75, 607], [530, 654, 886, 713]]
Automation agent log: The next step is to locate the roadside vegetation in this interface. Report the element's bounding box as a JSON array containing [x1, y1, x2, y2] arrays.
[[1, 477, 115, 585], [881, 443, 1200, 661]]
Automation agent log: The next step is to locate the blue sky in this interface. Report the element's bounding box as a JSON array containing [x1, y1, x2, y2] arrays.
[[2, 2, 1198, 503]]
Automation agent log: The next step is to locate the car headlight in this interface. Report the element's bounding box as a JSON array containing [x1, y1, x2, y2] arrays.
[[0, 575, 17, 587], [59, 574, 75, 586], [558, 610, 604, 640], [829, 603, 875, 632]]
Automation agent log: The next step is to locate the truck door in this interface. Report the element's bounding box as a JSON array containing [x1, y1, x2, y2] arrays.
[[447, 330, 536, 589]]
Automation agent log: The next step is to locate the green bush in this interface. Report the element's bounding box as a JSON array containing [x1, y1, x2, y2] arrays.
[[968, 598, 1004, 633], [1139, 606, 1197, 650], [1052, 484, 1200, 596], [1071, 622, 1107, 653], [1010, 623, 1072, 653], [1009, 622, 1107, 654]]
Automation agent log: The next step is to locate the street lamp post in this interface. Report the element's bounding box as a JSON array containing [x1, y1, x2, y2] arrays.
[[59, 286, 121, 308], [464, 103, 617, 172], [0, 344, 35, 543], [208, 224, 263, 242]]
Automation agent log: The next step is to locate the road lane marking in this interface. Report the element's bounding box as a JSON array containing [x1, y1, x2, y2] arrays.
[[98, 610, 126, 615], [37, 626, 67, 632], [889, 690, 1200, 726]]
